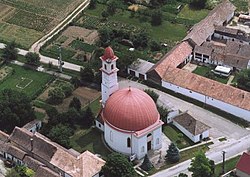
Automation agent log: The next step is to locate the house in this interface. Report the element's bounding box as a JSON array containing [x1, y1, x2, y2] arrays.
[[23, 119, 42, 133], [193, 40, 250, 70], [172, 112, 210, 143], [147, 41, 193, 83], [128, 59, 154, 80], [161, 67, 250, 121], [236, 152, 250, 177], [0, 127, 105, 177], [183, 0, 236, 46]]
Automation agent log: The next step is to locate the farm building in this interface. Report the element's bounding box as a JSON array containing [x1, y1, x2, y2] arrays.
[[96, 47, 163, 160], [172, 113, 210, 143], [236, 152, 250, 177], [193, 40, 250, 70], [128, 59, 154, 80], [22, 119, 42, 133], [0, 127, 105, 177]]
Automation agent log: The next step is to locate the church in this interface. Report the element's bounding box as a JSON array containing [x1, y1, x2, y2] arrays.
[[95, 47, 163, 160]]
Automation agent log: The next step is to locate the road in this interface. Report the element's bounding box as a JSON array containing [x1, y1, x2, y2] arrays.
[[118, 79, 250, 177], [30, 0, 90, 53], [0, 43, 81, 72]]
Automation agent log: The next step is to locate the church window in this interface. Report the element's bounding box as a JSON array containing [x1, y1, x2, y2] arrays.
[[127, 137, 131, 147], [156, 138, 159, 145], [111, 64, 114, 70], [110, 131, 113, 142], [104, 64, 107, 70], [141, 146, 144, 153]]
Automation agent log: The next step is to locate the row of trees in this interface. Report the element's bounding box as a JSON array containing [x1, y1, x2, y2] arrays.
[[1, 41, 40, 66]]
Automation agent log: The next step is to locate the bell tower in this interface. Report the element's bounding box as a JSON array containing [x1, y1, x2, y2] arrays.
[[100, 47, 119, 105]]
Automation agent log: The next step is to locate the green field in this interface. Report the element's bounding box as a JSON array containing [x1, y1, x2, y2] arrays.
[[178, 4, 209, 22], [0, 0, 86, 49], [0, 64, 54, 99], [0, 23, 43, 49], [70, 127, 111, 159]]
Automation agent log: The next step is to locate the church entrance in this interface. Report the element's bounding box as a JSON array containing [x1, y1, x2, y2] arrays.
[[147, 133, 152, 151], [147, 141, 151, 151]]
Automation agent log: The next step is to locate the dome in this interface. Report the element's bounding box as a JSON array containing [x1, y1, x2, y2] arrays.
[[102, 87, 160, 131], [101, 47, 117, 61]]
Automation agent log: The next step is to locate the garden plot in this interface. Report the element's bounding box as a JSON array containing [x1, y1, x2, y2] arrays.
[[0, 4, 14, 20], [0, 66, 13, 81], [61, 26, 99, 46]]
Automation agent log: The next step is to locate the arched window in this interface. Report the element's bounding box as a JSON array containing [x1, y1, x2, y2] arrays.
[[147, 133, 152, 138], [104, 64, 107, 70], [127, 137, 131, 147], [111, 64, 114, 70], [110, 131, 113, 142]]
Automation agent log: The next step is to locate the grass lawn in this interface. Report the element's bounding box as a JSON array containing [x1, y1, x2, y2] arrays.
[[192, 66, 229, 84], [163, 124, 194, 149], [84, 97, 101, 116], [214, 155, 241, 177], [0, 64, 54, 99], [148, 143, 210, 175], [178, 4, 209, 22], [70, 127, 111, 159], [35, 111, 46, 120]]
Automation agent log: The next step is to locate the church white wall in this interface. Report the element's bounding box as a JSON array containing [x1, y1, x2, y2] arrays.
[[162, 80, 250, 122], [104, 123, 133, 155], [104, 123, 162, 159]]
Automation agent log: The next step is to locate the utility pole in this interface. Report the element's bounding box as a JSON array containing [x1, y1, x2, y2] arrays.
[[58, 46, 64, 73], [222, 151, 226, 175]]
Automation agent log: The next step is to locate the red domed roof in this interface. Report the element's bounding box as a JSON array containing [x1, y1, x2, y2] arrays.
[[102, 87, 160, 131], [101, 47, 117, 61]]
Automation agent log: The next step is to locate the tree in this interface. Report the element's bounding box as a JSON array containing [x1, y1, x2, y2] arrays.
[[89, 0, 97, 9], [190, 0, 207, 9], [144, 89, 159, 103], [25, 52, 40, 66], [101, 10, 109, 20], [166, 142, 180, 163], [237, 68, 250, 91], [151, 10, 162, 26], [80, 64, 95, 83], [59, 82, 74, 97], [69, 97, 81, 111], [5, 168, 20, 177], [70, 76, 80, 88], [150, 41, 162, 51], [107, 0, 119, 15], [2, 41, 18, 61], [141, 155, 153, 171], [132, 31, 149, 49], [157, 105, 169, 123], [178, 173, 188, 177], [48, 124, 74, 148], [0, 89, 35, 133], [82, 107, 95, 127], [48, 87, 65, 104], [188, 151, 213, 177], [102, 153, 136, 177]]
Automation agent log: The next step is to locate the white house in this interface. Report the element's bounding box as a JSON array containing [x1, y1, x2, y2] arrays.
[[172, 112, 210, 143], [128, 59, 154, 80]]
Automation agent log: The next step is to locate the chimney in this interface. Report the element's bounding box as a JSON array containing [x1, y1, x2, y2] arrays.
[[30, 138, 34, 151]]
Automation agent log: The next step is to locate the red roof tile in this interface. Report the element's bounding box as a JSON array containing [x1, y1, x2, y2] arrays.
[[236, 152, 250, 175]]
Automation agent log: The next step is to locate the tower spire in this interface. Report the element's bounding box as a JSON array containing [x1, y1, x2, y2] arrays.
[[100, 47, 119, 106]]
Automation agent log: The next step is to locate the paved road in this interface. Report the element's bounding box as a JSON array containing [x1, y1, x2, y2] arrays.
[[0, 43, 81, 72]]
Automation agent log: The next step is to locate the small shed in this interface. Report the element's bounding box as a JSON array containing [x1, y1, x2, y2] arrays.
[[22, 119, 42, 133], [128, 59, 154, 80], [173, 113, 210, 143], [236, 152, 250, 177]]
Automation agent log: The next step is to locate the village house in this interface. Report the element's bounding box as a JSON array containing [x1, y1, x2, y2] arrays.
[[172, 112, 210, 143], [145, 0, 250, 121], [0, 127, 105, 177]]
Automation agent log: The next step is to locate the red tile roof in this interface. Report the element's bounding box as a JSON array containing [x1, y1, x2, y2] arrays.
[[236, 152, 250, 175], [148, 41, 192, 78], [162, 67, 250, 111]]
